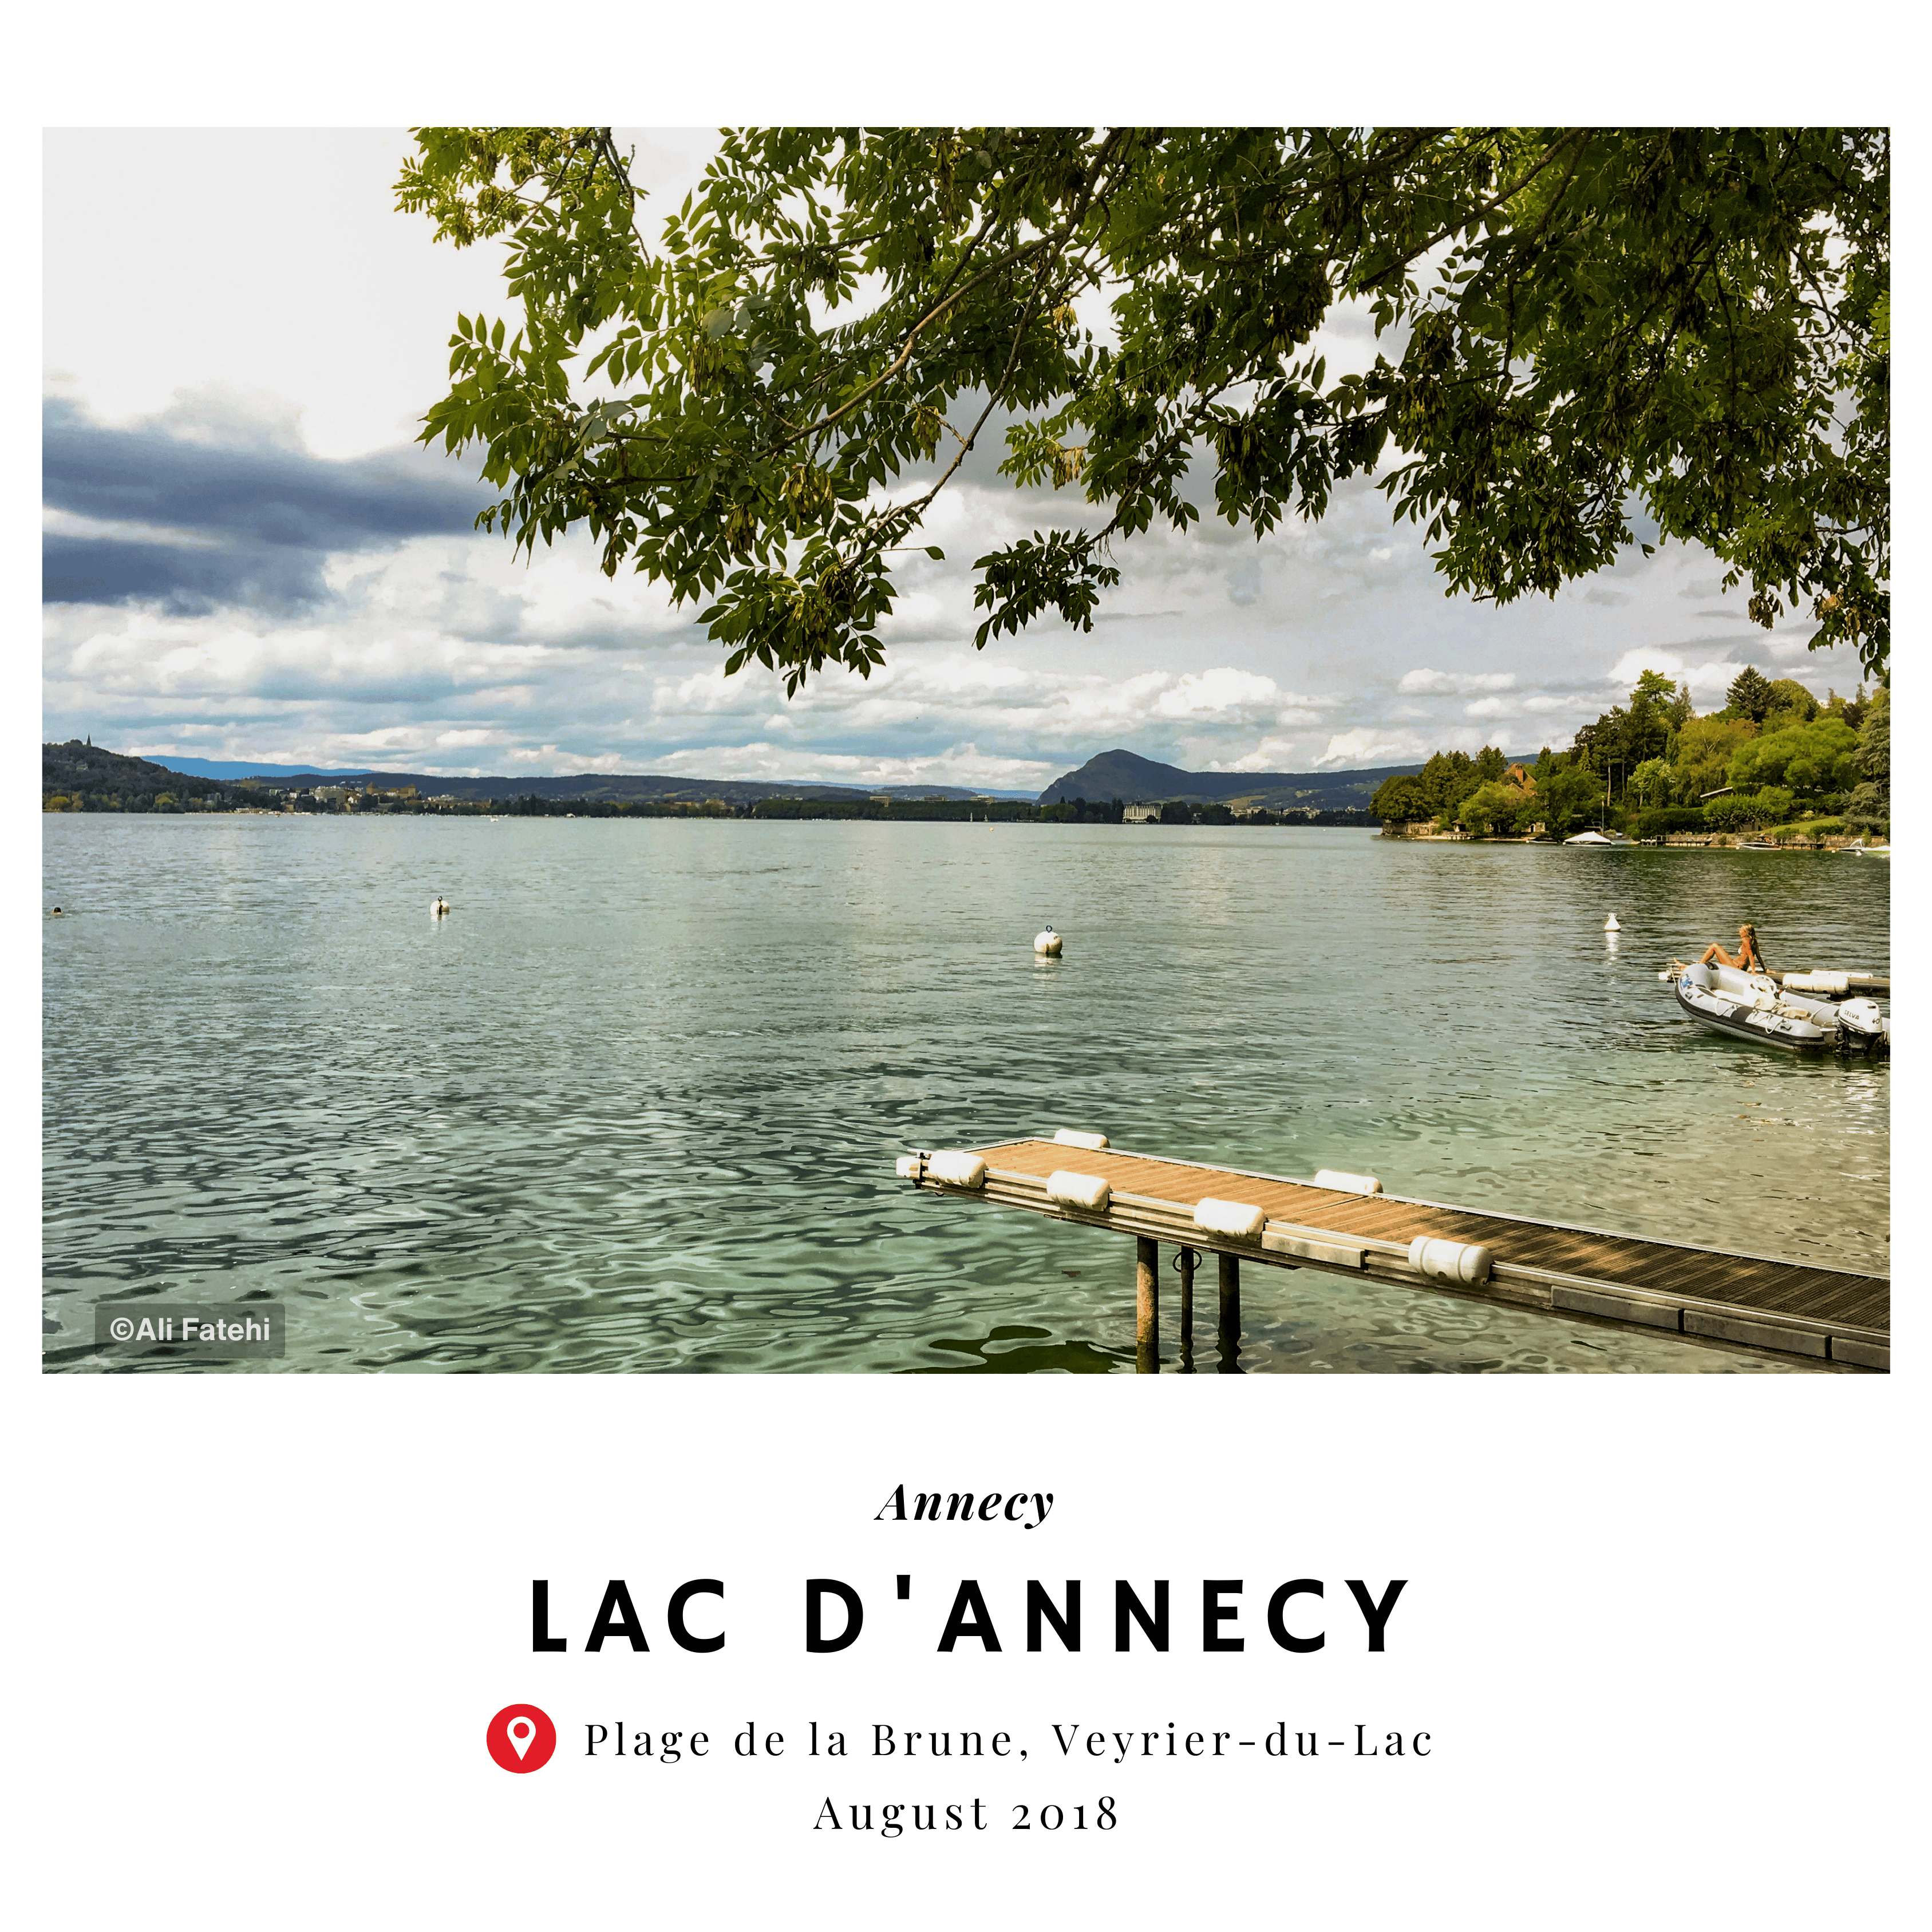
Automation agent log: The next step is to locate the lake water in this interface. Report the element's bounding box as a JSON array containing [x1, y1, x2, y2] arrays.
[[42, 817, 1889, 1374]]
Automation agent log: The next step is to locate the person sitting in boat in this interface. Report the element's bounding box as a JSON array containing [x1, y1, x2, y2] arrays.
[[1699, 923, 1767, 973]]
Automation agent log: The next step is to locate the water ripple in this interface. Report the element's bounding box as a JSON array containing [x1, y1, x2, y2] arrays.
[[44, 819, 1886, 1374]]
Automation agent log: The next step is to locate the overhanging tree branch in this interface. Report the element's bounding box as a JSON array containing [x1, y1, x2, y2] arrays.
[[399, 125, 1890, 685]]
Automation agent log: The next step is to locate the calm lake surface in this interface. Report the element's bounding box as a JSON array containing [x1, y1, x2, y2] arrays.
[[42, 817, 1889, 1374]]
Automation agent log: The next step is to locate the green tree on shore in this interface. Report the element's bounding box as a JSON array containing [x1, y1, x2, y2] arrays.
[[1726, 665, 1772, 721], [1535, 760, 1607, 836], [1368, 773, 1433, 821], [1844, 686, 1889, 831], [1456, 780, 1529, 836], [1629, 757, 1673, 808]]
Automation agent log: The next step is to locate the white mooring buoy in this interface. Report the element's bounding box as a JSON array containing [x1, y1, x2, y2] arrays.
[[1604, 912, 1621, 932], [1033, 926, 1063, 957]]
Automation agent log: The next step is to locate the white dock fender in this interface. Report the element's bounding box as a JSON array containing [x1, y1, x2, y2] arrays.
[[1408, 1235, 1494, 1285], [1194, 1198, 1268, 1240], [926, 1151, 988, 1189], [1315, 1168, 1382, 1196], [1046, 1170, 1111, 1212], [1785, 971, 1851, 995]]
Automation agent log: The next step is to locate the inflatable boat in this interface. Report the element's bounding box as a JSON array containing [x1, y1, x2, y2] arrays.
[[1666, 960, 1888, 1057]]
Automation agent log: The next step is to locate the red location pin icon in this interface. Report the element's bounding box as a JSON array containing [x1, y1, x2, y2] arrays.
[[487, 1703, 558, 1773]]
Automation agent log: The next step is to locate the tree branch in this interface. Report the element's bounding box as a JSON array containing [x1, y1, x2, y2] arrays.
[[1356, 129, 1594, 290]]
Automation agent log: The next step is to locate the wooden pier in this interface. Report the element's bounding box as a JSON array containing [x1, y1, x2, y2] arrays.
[[898, 1138, 1888, 1372]]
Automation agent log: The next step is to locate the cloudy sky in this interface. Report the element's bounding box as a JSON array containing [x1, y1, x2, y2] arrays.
[[43, 127, 1860, 793]]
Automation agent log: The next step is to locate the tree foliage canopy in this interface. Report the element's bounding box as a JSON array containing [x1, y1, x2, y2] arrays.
[[397, 126, 1889, 690]]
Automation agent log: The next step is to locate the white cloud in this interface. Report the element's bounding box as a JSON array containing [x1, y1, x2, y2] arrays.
[[1463, 697, 1519, 718], [637, 738, 1056, 792], [1206, 736, 1303, 772], [1313, 727, 1436, 769], [1605, 649, 1749, 697], [1149, 667, 1333, 726], [651, 667, 748, 717], [44, 505, 224, 550], [1193, 723, 1336, 771], [1398, 667, 1516, 694], [1152, 666, 1278, 719], [643, 654, 1340, 757]]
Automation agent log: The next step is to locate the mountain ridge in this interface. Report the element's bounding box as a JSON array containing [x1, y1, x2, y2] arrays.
[[1037, 748, 1429, 811], [147, 757, 376, 780], [45, 743, 1036, 806]]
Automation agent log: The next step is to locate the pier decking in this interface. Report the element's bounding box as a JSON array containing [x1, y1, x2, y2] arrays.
[[899, 1138, 1889, 1372]]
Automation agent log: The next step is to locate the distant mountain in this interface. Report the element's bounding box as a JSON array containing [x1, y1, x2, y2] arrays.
[[1038, 748, 1431, 812], [49, 744, 1034, 807], [147, 756, 374, 779], [44, 740, 242, 805]]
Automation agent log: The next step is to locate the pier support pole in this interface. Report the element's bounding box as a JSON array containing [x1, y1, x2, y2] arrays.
[[1136, 1236, 1159, 1374], [1178, 1247, 1196, 1373], [1217, 1253, 1242, 1372]]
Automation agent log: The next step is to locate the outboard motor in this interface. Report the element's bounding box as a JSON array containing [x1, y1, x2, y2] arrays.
[[1835, 997, 1888, 1058]]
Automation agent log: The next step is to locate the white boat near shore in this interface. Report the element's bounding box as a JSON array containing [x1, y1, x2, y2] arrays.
[[1666, 959, 1888, 1057]]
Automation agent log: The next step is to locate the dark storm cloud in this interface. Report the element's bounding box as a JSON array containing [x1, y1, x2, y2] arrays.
[[42, 397, 495, 613], [42, 533, 335, 614]]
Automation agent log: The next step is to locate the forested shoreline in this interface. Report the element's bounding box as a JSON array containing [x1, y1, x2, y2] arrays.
[[1370, 666, 1888, 841]]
